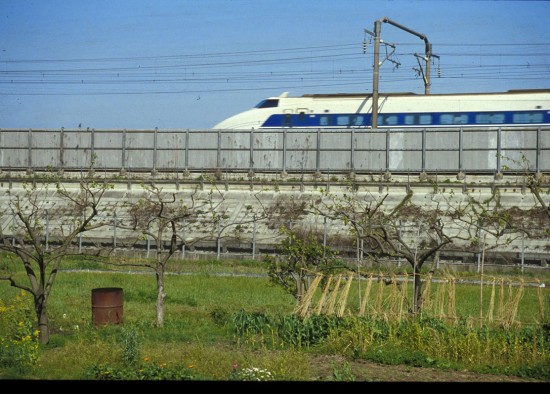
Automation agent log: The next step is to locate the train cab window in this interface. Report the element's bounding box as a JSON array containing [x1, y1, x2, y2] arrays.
[[255, 99, 279, 109], [379, 114, 398, 125], [320, 115, 331, 126], [440, 113, 469, 125], [404, 114, 432, 125], [336, 115, 350, 126], [513, 112, 544, 124], [475, 113, 505, 124]]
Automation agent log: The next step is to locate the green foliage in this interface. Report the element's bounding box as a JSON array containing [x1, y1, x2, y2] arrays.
[[230, 310, 549, 381], [84, 361, 201, 380], [266, 228, 344, 300], [0, 257, 547, 381], [209, 307, 230, 327], [232, 309, 273, 337], [120, 327, 140, 366], [331, 360, 356, 381], [0, 291, 40, 370], [276, 314, 353, 348], [365, 346, 437, 368]]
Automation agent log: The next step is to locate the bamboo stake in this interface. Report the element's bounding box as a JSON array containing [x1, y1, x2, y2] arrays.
[[359, 274, 374, 316], [336, 274, 354, 317]]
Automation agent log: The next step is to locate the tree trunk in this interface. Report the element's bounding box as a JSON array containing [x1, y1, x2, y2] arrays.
[[156, 268, 166, 327], [413, 265, 423, 315], [34, 291, 50, 344]]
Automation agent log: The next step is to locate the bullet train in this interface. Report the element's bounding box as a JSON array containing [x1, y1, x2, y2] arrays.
[[212, 89, 550, 129]]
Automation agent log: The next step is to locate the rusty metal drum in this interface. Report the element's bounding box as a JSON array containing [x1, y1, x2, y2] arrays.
[[91, 287, 123, 326]]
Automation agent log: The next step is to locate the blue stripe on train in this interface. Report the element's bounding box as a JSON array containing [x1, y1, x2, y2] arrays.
[[261, 111, 550, 128]]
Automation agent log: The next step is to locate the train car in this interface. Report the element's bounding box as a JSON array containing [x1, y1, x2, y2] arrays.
[[212, 89, 550, 129]]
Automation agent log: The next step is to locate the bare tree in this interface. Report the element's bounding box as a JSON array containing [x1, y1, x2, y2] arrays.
[[309, 187, 458, 314], [119, 180, 269, 327], [0, 173, 112, 344], [118, 183, 211, 327]]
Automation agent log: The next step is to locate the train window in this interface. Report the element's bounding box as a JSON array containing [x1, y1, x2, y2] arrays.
[[320, 115, 331, 126], [351, 115, 364, 126], [404, 114, 432, 125], [336, 115, 350, 126], [440, 113, 469, 124], [379, 114, 398, 125], [513, 112, 544, 123], [475, 113, 505, 124], [255, 99, 279, 109], [283, 113, 291, 127]]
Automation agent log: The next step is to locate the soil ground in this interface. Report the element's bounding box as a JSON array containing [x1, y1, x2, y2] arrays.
[[308, 355, 546, 383]]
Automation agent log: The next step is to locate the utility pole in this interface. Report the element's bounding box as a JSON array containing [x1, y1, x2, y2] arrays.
[[366, 17, 439, 128], [372, 20, 382, 129]]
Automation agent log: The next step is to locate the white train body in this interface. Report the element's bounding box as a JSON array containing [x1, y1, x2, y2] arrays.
[[213, 90, 550, 129]]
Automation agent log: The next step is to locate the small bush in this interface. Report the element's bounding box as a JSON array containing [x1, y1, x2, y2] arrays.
[[0, 291, 39, 370], [84, 360, 202, 380], [120, 327, 140, 366]]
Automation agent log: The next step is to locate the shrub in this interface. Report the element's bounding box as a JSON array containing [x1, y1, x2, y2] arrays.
[[0, 291, 40, 370]]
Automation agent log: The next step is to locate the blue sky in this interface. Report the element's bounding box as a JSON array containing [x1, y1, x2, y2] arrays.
[[1, 0, 549, 130]]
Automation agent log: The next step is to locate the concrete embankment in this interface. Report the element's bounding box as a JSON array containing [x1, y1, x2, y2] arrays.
[[0, 171, 548, 270]]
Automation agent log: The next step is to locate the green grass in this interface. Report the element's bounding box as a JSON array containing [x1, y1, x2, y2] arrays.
[[0, 256, 549, 381]]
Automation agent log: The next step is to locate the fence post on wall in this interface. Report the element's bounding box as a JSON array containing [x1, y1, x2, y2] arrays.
[[153, 127, 158, 175], [181, 218, 186, 259], [252, 215, 257, 260], [27, 129, 33, 174], [282, 129, 287, 174], [350, 128, 355, 172], [121, 129, 127, 172], [316, 128, 321, 173], [536, 127, 541, 172], [184, 129, 190, 172], [250, 129, 255, 173], [11, 211, 16, 246], [113, 212, 117, 251], [385, 128, 390, 171], [79, 214, 84, 253], [458, 127, 464, 172], [421, 128, 426, 172], [59, 127, 65, 172], [216, 219, 221, 260], [521, 224, 525, 273], [216, 129, 221, 169], [146, 221, 150, 258], [323, 216, 327, 252], [496, 127, 502, 174], [90, 129, 95, 173]]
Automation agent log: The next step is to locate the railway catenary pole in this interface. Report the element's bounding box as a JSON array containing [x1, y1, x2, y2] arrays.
[[367, 17, 438, 128], [371, 20, 382, 129]]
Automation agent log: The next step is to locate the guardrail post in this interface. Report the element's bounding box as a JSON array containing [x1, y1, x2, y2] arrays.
[[113, 212, 117, 251], [180, 218, 186, 259], [252, 215, 257, 260]]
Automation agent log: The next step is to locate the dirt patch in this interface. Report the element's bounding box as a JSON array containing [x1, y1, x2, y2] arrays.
[[308, 355, 545, 383]]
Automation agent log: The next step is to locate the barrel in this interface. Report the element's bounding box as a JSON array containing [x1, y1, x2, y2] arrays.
[[91, 287, 123, 326]]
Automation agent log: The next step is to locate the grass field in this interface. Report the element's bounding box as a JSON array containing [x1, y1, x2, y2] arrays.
[[1, 256, 549, 381]]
